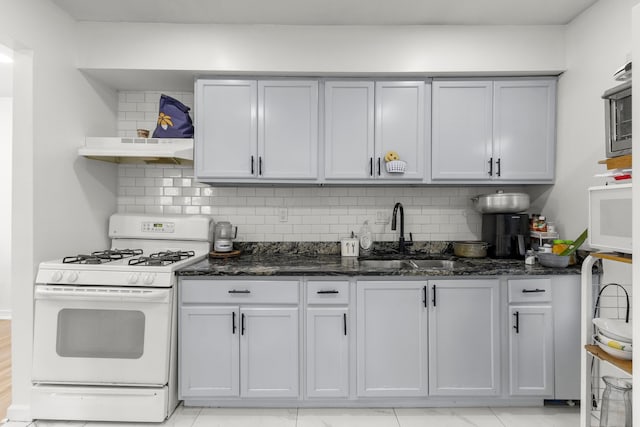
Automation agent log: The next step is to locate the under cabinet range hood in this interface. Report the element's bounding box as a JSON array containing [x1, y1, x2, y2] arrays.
[[78, 137, 194, 165]]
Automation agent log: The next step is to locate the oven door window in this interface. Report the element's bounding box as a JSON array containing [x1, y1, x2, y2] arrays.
[[57, 309, 145, 359]]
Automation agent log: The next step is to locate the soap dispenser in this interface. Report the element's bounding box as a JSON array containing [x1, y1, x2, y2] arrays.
[[359, 220, 373, 255]]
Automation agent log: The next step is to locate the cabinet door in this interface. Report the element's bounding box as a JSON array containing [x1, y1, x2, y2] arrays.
[[356, 281, 428, 397], [324, 81, 375, 180], [306, 307, 349, 398], [375, 81, 425, 180], [179, 306, 239, 398], [258, 80, 318, 179], [428, 279, 500, 396], [509, 305, 554, 396], [195, 80, 258, 179], [240, 307, 299, 398], [431, 80, 493, 180], [493, 79, 556, 181]]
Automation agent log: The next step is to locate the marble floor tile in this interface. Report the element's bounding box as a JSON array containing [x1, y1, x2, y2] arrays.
[[395, 407, 504, 427], [297, 408, 400, 427], [192, 408, 297, 427], [34, 423, 86, 427], [491, 406, 580, 427]]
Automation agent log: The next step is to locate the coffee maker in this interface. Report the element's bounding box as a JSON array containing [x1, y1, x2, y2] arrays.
[[482, 214, 529, 259]]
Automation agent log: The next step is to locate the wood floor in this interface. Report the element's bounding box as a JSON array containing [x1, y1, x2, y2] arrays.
[[0, 320, 11, 421]]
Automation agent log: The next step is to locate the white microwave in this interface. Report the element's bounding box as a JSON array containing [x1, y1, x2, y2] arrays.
[[588, 184, 632, 254]]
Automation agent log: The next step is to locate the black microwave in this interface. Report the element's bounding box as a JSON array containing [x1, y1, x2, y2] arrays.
[[603, 81, 631, 158]]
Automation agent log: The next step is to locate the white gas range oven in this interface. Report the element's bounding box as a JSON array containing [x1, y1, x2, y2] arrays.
[[31, 213, 213, 422]]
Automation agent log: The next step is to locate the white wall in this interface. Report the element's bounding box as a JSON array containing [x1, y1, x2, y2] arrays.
[[542, 0, 639, 240], [0, 96, 11, 318], [0, 0, 119, 420], [76, 23, 566, 77]]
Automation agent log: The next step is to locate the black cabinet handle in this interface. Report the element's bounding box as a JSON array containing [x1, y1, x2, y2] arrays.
[[422, 285, 427, 308], [522, 288, 546, 293], [228, 289, 251, 294], [241, 313, 246, 335], [317, 290, 339, 294], [343, 313, 347, 336], [232, 311, 237, 334], [432, 284, 437, 307], [251, 155, 255, 175], [513, 311, 519, 334], [377, 157, 381, 176], [369, 157, 373, 176], [496, 158, 501, 177], [488, 157, 493, 176], [259, 156, 263, 175]]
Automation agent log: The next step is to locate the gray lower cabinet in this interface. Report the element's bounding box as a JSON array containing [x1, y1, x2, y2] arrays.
[[180, 305, 240, 397], [179, 275, 580, 404], [507, 278, 554, 397], [306, 280, 350, 398], [356, 281, 428, 397], [179, 279, 299, 400], [428, 279, 501, 396]]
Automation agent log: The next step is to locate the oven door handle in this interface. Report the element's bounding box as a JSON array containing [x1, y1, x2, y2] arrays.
[[34, 286, 170, 303]]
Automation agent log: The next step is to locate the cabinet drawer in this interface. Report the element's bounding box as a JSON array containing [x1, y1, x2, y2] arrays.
[[307, 281, 349, 304], [508, 279, 552, 303], [181, 280, 299, 304]]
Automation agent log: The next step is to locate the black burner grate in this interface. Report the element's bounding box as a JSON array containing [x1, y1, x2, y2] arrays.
[[128, 250, 195, 266], [62, 248, 144, 264]]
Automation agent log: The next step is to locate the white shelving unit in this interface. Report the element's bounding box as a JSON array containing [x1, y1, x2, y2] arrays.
[[580, 252, 632, 427]]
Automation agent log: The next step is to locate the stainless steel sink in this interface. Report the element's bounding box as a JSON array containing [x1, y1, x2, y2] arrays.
[[408, 259, 460, 270], [358, 259, 460, 270], [358, 260, 413, 269]]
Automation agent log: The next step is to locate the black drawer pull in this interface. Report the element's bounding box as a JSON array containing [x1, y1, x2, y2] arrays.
[[488, 157, 493, 176], [228, 289, 251, 294], [250, 155, 255, 174], [241, 313, 246, 335], [369, 157, 373, 176], [513, 311, 520, 334], [432, 284, 437, 307], [522, 288, 546, 293], [496, 158, 501, 177], [317, 290, 339, 294], [377, 157, 381, 176], [423, 285, 427, 308]]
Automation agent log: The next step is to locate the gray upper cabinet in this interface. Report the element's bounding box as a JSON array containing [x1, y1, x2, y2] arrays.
[[431, 81, 493, 181], [375, 81, 426, 181], [324, 81, 375, 180], [195, 79, 318, 182], [431, 78, 557, 183], [195, 80, 258, 180], [324, 81, 426, 182]]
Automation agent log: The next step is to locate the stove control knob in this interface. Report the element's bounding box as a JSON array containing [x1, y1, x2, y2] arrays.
[[143, 273, 155, 285], [67, 272, 79, 283], [128, 273, 140, 285], [51, 271, 63, 282]]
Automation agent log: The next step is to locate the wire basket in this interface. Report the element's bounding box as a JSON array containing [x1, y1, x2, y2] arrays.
[[386, 160, 406, 173]]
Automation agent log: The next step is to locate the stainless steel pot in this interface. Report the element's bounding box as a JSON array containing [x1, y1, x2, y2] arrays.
[[453, 241, 489, 258], [471, 190, 530, 213]]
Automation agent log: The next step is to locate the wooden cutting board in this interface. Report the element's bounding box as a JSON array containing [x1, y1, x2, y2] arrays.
[[209, 250, 241, 259]]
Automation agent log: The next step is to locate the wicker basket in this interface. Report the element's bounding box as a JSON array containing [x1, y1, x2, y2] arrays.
[[386, 160, 407, 173]]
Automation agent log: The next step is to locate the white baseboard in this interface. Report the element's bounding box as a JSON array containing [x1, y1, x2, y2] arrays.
[[6, 403, 32, 422], [0, 309, 11, 319]]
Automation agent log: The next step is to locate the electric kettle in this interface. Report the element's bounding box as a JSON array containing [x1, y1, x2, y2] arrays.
[[214, 221, 237, 252]]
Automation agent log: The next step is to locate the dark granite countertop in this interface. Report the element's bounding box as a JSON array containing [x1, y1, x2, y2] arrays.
[[178, 242, 584, 277]]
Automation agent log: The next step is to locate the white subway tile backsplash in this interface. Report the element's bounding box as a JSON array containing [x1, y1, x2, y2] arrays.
[[115, 90, 525, 242]]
